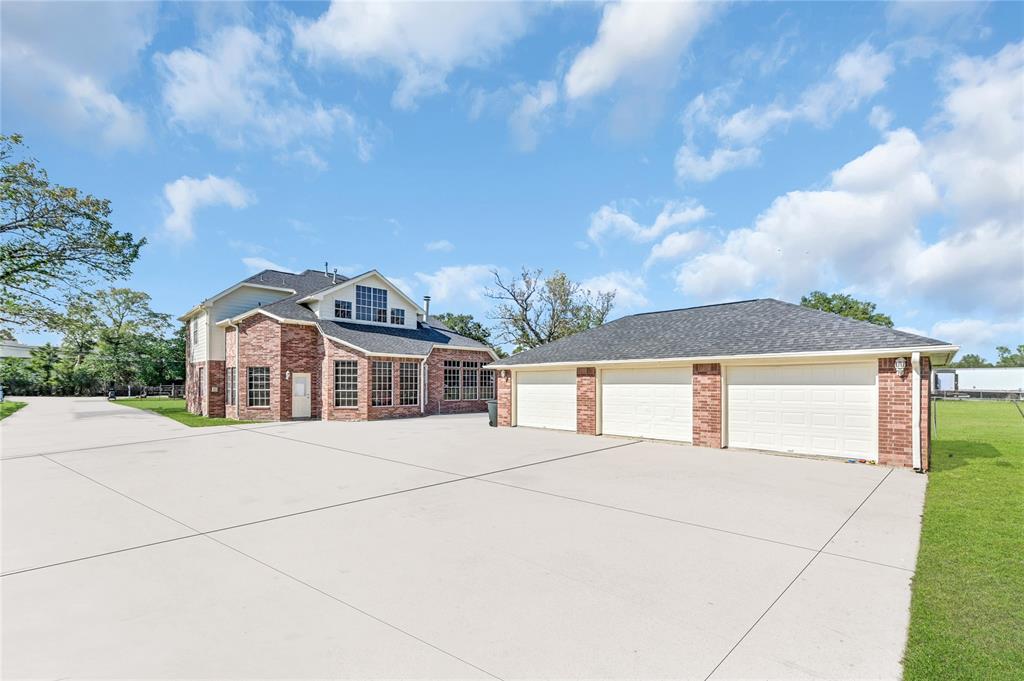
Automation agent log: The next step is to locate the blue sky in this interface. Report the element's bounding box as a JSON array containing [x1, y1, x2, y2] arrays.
[[3, 1, 1022, 358]]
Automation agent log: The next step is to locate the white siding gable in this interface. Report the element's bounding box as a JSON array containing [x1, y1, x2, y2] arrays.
[[190, 312, 209, 362], [318, 274, 418, 329], [206, 285, 293, 360]]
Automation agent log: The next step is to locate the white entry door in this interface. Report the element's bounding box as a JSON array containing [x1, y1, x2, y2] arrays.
[[292, 372, 311, 418], [516, 370, 576, 431], [602, 367, 693, 442], [726, 362, 876, 459]]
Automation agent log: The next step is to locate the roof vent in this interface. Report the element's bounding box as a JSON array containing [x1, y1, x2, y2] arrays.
[[324, 261, 329, 277], [333, 267, 338, 284]]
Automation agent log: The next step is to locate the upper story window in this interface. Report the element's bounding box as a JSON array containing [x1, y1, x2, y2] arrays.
[[356, 285, 388, 323], [390, 308, 405, 325], [335, 300, 352, 319], [191, 319, 198, 344]]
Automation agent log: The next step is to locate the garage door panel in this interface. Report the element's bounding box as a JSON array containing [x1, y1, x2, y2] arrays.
[[602, 367, 692, 442], [516, 370, 576, 431], [727, 362, 877, 460]]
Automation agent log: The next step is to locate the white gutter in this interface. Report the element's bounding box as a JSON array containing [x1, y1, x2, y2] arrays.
[[912, 351, 922, 471], [229, 321, 240, 412], [485, 344, 960, 370]]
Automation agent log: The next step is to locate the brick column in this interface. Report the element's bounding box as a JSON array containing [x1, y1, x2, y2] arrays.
[[692, 363, 723, 448], [576, 367, 597, 435], [878, 356, 931, 470], [496, 370, 512, 426], [206, 360, 226, 417]]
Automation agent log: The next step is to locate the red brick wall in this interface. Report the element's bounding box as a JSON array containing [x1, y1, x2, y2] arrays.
[[425, 348, 494, 415], [878, 356, 931, 470], [225, 327, 238, 420], [576, 367, 597, 435], [321, 338, 370, 422], [234, 314, 282, 421], [280, 325, 323, 420], [185, 359, 204, 415], [693, 363, 723, 448], [206, 360, 225, 418], [497, 370, 512, 426]]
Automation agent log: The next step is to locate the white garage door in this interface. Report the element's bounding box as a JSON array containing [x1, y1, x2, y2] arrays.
[[516, 370, 577, 431], [727, 363, 876, 459], [602, 367, 693, 442]]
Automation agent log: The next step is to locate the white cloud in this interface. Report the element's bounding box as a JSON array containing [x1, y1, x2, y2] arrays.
[[415, 265, 495, 304], [645, 230, 709, 269], [293, 1, 532, 109], [678, 43, 894, 182], [508, 80, 558, 152], [1, 2, 154, 149], [674, 42, 1024, 317], [582, 271, 649, 310], [564, 1, 717, 100], [156, 26, 372, 164], [868, 105, 893, 131], [425, 239, 455, 253], [588, 200, 709, 245], [242, 257, 294, 273], [162, 175, 252, 242], [675, 144, 760, 182], [930, 318, 1024, 351]]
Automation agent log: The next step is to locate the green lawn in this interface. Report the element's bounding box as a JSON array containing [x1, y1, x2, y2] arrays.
[[903, 400, 1024, 680], [0, 400, 27, 420], [117, 397, 253, 427]]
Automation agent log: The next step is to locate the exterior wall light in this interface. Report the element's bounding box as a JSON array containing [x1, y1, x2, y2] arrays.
[[285, 370, 291, 380], [894, 357, 907, 377]]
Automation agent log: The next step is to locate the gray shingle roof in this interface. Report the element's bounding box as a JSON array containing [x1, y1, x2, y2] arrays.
[[490, 299, 952, 366], [242, 268, 346, 296]]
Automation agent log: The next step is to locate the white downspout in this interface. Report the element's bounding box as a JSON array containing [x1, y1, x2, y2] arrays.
[[420, 358, 427, 414], [912, 352, 922, 471], [229, 321, 240, 416]]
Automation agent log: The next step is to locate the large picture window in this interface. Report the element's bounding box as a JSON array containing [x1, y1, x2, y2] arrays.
[[480, 369, 495, 400], [461, 361, 479, 400], [247, 366, 270, 407], [444, 360, 461, 400], [399, 362, 419, 405], [334, 360, 358, 407], [225, 367, 236, 406], [372, 361, 392, 406], [335, 300, 352, 319], [356, 285, 388, 323]]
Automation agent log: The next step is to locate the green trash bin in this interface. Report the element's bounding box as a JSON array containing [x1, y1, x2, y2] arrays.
[[486, 399, 498, 427]]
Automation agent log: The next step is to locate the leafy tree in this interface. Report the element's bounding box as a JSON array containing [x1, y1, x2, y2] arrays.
[[799, 291, 894, 327], [995, 344, 1024, 367], [0, 134, 144, 334], [88, 288, 172, 387], [952, 353, 991, 368], [487, 268, 615, 352], [434, 312, 507, 358], [27, 343, 60, 394], [0, 329, 15, 341], [0, 357, 34, 395]]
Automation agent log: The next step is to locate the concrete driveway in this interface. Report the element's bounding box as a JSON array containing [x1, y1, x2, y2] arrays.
[[1, 397, 926, 679]]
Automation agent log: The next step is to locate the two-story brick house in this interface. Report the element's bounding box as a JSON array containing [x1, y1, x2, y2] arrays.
[[179, 267, 496, 422]]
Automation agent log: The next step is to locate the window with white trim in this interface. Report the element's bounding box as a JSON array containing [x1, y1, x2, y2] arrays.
[[335, 300, 352, 319], [479, 369, 495, 400], [225, 367, 236, 406], [443, 360, 461, 400], [399, 362, 419, 405], [390, 308, 405, 325], [334, 360, 357, 407], [356, 285, 388, 323], [461, 361, 479, 400], [192, 319, 198, 344], [372, 361, 392, 406], [247, 366, 270, 407]]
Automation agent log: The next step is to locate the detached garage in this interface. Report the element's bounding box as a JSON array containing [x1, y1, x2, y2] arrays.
[[491, 299, 958, 471]]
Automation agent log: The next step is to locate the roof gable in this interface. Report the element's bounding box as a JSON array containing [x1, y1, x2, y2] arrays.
[[297, 270, 425, 313]]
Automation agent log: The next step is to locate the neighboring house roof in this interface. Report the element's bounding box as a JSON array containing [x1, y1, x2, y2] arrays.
[[490, 298, 956, 367]]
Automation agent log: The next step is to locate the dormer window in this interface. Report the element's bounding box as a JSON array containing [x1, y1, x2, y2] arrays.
[[390, 308, 405, 325], [335, 300, 352, 319], [356, 285, 388, 323]]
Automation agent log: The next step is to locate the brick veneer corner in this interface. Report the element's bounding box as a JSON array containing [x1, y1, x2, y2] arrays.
[[576, 367, 597, 435], [496, 370, 512, 427], [878, 356, 931, 470], [692, 363, 723, 448]]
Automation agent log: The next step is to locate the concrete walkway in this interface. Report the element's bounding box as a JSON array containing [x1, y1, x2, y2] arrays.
[[1, 397, 926, 679]]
